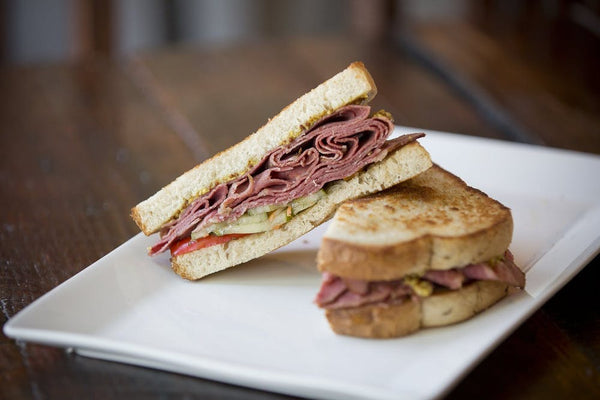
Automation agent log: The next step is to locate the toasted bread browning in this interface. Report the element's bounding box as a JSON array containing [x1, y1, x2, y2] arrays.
[[316, 165, 524, 339], [318, 165, 513, 280], [325, 280, 509, 338]]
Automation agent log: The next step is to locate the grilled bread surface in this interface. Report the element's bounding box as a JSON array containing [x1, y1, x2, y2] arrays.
[[318, 165, 513, 281]]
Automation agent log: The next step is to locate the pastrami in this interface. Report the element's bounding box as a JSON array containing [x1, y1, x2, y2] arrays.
[[151, 105, 423, 255], [316, 251, 524, 309]]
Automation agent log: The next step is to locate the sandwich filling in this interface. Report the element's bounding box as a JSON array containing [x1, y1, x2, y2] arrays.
[[150, 105, 424, 255], [315, 250, 524, 309]]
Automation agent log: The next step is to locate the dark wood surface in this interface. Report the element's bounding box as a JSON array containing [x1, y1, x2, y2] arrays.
[[1, 31, 599, 399]]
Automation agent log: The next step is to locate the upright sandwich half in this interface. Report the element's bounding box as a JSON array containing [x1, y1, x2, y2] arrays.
[[132, 62, 432, 280], [315, 165, 525, 338]]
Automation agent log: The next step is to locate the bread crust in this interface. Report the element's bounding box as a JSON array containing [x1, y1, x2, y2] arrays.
[[317, 165, 513, 280], [325, 298, 421, 338], [132, 62, 378, 235], [325, 280, 509, 338]]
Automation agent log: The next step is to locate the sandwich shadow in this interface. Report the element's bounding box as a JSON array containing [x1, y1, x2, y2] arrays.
[[201, 250, 321, 286]]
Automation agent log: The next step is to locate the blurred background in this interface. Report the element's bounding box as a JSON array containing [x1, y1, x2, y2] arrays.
[[7, 0, 467, 63], [0, 0, 598, 150], [1, 0, 599, 72]]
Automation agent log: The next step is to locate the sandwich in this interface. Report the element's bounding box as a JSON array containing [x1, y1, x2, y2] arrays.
[[131, 62, 432, 280], [315, 165, 525, 338]]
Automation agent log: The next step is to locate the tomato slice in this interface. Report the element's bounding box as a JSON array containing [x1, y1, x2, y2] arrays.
[[170, 234, 248, 257]]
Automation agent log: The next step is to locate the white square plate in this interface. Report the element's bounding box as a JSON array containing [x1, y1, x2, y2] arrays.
[[5, 128, 600, 400]]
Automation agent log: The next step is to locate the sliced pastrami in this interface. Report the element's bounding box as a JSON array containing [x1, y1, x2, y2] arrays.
[[462, 250, 525, 288], [315, 250, 524, 309], [423, 269, 465, 290], [314, 272, 347, 305], [151, 105, 423, 255]]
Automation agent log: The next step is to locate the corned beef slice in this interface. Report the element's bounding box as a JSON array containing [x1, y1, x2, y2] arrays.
[[151, 105, 423, 255], [316, 251, 524, 309]]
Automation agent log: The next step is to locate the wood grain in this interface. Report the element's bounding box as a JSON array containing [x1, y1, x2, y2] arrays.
[[0, 59, 205, 399], [136, 36, 505, 152], [411, 22, 600, 154]]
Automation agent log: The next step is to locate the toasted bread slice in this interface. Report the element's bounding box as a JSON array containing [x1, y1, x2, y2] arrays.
[[325, 280, 509, 338], [173, 141, 432, 279], [318, 165, 513, 281], [132, 62, 377, 235]]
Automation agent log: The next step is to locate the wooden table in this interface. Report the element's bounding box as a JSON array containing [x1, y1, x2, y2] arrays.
[[2, 31, 599, 399]]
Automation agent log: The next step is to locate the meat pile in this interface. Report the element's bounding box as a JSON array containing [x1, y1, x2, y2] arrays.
[[315, 251, 525, 309], [151, 105, 423, 255]]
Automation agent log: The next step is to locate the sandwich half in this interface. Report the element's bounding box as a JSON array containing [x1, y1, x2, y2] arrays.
[[315, 165, 525, 338], [131, 62, 432, 280]]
